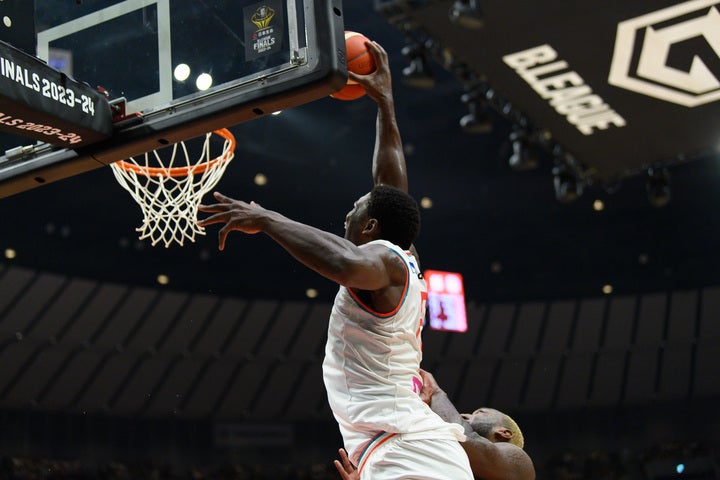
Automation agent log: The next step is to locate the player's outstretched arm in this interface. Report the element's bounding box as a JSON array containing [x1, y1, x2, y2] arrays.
[[419, 370, 536, 480], [349, 41, 407, 192], [198, 192, 402, 291]]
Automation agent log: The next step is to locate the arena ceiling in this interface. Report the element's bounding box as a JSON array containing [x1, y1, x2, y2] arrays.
[[1, 0, 720, 306]]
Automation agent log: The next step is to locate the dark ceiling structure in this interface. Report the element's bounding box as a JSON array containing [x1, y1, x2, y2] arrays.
[[1, 1, 719, 306]]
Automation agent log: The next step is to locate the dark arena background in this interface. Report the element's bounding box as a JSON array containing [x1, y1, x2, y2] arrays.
[[0, 0, 719, 478]]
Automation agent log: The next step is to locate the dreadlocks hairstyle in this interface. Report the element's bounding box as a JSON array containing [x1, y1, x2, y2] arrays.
[[367, 185, 421, 250], [502, 414, 525, 449]]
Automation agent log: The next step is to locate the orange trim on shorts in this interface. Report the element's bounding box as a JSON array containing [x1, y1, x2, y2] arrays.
[[357, 431, 398, 475]]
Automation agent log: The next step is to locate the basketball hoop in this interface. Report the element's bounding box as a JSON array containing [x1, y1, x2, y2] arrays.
[[110, 128, 236, 248]]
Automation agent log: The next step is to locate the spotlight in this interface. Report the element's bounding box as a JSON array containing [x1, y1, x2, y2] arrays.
[[553, 163, 584, 203], [508, 130, 539, 171], [459, 91, 492, 134], [401, 43, 435, 89], [449, 0, 485, 29], [646, 167, 671, 208]]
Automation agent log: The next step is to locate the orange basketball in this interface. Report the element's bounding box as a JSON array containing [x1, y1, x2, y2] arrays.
[[345, 31, 376, 84], [330, 83, 366, 101], [330, 31, 376, 101]]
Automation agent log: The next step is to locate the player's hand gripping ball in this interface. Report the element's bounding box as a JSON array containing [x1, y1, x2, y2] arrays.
[[331, 31, 377, 101]]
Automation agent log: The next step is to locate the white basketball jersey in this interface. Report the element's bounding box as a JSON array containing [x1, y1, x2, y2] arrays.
[[322, 239, 465, 464]]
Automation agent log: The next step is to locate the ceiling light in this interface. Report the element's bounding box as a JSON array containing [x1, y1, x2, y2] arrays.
[[646, 167, 671, 208], [157, 274, 170, 285], [459, 91, 493, 134], [552, 163, 584, 203], [420, 197, 433, 209], [602, 284, 613, 294], [448, 0, 485, 29], [196, 73, 213, 91], [173, 63, 190, 82], [401, 43, 435, 89], [508, 129, 539, 171], [4, 248, 17, 259], [593, 199, 604, 211], [306, 288, 318, 299], [254, 173, 268, 186]]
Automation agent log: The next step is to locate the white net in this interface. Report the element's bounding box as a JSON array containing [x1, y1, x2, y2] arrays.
[[110, 129, 235, 248]]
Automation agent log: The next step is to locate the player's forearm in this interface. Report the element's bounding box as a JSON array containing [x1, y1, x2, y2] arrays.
[[430, 390, 475, 437], [259, 212, 369, 287], [372, 96, 408, 192]]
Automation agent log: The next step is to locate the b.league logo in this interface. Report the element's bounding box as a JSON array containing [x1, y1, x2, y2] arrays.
[[608, 0, 720, 107]]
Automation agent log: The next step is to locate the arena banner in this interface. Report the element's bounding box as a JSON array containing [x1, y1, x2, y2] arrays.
[[397, 0, 720, 181]]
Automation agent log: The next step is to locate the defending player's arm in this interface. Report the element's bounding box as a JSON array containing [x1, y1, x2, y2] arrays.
[[349, 41, 408, 192], [334, 448, 359, 480], [197, 193, 404, 291], [419, 370, 536, 480]]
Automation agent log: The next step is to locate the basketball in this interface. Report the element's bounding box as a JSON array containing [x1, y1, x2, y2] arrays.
[[330, 31, 376, 101], [330, 83, 367, 101], [345, 31, 376, 83]]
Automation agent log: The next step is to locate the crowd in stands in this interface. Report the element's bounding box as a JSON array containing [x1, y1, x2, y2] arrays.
[[1, 457, 339, 480], [2, 440, 717, 479]]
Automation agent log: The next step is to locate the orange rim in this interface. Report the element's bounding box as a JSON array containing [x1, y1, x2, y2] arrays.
[[114, 128, 236, 177]]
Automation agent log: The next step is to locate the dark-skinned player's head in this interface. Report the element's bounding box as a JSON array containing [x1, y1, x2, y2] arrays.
[[368, 185, 420, 249], [461, 408, 526, 449], [344, 185, 420, 249]]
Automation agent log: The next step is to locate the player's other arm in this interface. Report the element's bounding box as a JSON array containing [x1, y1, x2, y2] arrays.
[[352, 41, 419, 258], [198, 193, 400, 291], [334, 448, 359, 480], [350, 41, 407, 192]]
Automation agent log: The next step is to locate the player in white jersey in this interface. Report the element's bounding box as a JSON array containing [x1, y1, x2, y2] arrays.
[[323, 238, 470, 477], [198, 40, 472, 479]]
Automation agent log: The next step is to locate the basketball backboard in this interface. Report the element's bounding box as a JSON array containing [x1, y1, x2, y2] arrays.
[[0, 0, 347, 198]]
